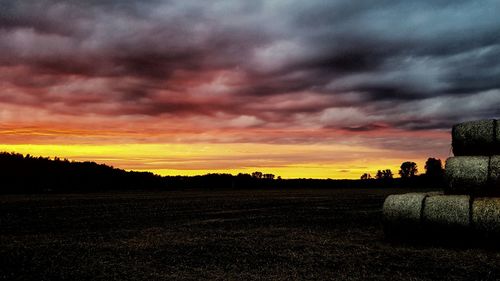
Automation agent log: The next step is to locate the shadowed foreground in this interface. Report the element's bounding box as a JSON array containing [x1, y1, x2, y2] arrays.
[[1, 188, 499, 280]]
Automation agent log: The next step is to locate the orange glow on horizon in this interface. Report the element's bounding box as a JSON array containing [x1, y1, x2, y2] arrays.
[[0, 143, 444, 179]]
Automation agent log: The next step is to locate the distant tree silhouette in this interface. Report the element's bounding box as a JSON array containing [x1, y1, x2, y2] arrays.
[[237, 173, 252, 179], [425, 158, 444, 179], [251, 171, 263, 179], [376, 169, 393, 179], [0, 152, 165, 193], [2, 151, 442, 193], [263, 173, 275, 180], [399, 162, 418, 179], [360, 173, 372, 180]]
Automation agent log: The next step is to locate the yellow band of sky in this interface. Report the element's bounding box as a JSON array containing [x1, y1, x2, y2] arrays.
[[0, 143, 428, 179]]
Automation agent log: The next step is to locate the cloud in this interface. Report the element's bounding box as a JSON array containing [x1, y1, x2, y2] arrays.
[[0, 0, 499, 140]]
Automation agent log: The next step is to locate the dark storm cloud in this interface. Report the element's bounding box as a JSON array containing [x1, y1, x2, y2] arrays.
[[1, 0, 499, 131]]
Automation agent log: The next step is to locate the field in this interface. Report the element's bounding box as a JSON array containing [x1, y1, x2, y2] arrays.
[[1, 187, 499, 280]]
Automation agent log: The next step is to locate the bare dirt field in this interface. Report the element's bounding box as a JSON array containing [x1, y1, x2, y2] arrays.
[[1, 187, 499, 280]]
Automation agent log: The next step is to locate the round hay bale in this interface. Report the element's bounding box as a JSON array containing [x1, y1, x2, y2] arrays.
[[472, 197, 500, 234], [382, 192, 441, 237], [383, 193, 426, 223], [422, 195, 470, 228], [452, 119, 498, 156], [445, 156, 489, 194]]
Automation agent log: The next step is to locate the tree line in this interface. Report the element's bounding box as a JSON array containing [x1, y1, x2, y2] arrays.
[[360, 158, 444, 182], [0, 152, 446, 194], [0, 152, 165, 193]]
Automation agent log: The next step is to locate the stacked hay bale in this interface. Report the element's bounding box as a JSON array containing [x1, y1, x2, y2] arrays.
[[383, 119, 500, 239]]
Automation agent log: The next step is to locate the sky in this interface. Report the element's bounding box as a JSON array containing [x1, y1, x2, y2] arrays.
[[1, 0, 500, 179]]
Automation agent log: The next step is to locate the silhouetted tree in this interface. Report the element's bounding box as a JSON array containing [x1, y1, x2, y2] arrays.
[[399, 162, 418, 179], [425, 158, 444, 179], [263, 173, 275, 180], [360, 173, 372, 180], [251, 171, 263, 179], [375, 169, 393, 179], [237, 173, 252, 179]]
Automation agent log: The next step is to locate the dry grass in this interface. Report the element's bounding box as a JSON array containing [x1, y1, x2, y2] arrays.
[[1, 188, 500, 280]]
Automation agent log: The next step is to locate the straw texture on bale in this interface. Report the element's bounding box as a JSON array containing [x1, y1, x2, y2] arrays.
[[422, 195, 470, 228], [383, 193, 428, 225], [382, 192, 442, 237], [491, 156, 500, 187], [444, 156, 500, 195], [383, 193, 500, 239], [452, 119, 499, 156], [472, 198, 500, 234]]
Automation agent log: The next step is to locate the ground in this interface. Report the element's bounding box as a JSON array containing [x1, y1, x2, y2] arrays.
[[1, 187, 499, 280]]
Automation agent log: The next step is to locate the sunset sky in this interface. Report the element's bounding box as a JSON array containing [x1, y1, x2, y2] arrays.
[[1, 1, 499, 178]]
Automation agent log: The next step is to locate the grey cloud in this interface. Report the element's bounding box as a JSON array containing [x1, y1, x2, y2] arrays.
[[0, 0, 499, 131]]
